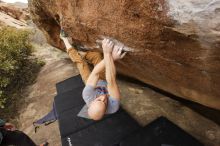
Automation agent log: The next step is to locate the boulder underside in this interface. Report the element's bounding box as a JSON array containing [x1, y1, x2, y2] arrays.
[[29, 0, 220, 110]]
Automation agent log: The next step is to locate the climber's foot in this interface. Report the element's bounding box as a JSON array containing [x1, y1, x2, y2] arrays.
[[60, 29, 68, 37]]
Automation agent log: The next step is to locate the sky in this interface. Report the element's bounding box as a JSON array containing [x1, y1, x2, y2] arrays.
[[1, 0, 27, 3]]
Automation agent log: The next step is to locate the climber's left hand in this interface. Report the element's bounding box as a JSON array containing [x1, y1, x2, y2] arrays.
[[112, 45, 127, 60]]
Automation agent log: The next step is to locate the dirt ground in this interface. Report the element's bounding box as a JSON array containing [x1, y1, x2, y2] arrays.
[[17, 43, 220, 146]]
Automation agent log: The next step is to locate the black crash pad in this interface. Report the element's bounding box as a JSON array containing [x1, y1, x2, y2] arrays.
[[61, 108, 140, 146], [56, 74, 84, 94], [54, 75, 141, 146], [54, 87, 85, 114], [119, 116, 204, 146]]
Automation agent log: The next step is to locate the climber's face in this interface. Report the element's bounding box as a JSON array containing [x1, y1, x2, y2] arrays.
[[88, 95, 108, 120], [95, 94, 108, 105]]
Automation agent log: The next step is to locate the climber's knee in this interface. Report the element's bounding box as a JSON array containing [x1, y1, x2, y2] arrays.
[[68, 48, 84, 63], [85, 51, 103, 65]]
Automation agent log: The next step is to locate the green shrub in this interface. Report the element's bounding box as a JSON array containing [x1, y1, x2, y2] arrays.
[[0, 27, 43, 109]]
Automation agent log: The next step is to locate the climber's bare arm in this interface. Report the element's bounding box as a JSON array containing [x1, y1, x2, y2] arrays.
[[102, 39, 126, 100], [86, 60, 105, 87], [86, 42, 126, 88], [104, 53, 120, 99]]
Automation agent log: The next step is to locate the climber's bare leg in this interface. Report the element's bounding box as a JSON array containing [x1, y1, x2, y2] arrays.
[[60, 36, 91, 83]]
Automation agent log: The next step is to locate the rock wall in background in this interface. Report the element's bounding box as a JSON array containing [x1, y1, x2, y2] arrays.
[[0, 1, 29, 21], [0, 1, 29, 28], [29, 0, 220, 110]]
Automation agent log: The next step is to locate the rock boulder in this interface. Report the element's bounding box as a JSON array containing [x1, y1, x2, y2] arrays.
[[29, 0, 220, 110]]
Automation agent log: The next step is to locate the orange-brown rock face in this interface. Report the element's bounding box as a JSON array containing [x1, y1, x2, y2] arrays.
[[29, 0, 220, 110]]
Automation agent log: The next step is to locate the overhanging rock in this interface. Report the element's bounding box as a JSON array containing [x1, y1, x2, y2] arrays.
[[29, 0, 220, 110]]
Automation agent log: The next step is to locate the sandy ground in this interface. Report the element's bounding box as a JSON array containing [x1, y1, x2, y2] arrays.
[[17, 43, 220, 146]]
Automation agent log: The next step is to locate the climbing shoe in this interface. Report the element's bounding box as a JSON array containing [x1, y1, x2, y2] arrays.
[[60, 29, 68, 37]]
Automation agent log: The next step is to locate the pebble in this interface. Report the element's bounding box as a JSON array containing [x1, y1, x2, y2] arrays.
[[206, 130, 216, 140], [128, 87, 144, 94]]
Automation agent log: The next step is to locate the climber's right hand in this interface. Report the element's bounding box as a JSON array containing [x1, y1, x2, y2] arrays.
[[102, 38, 114, 54]]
